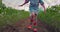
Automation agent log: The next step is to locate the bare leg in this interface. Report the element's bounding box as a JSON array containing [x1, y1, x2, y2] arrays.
[[27, 12, 36, 29], [30, 12, 38, 32], [27, 12, 38, 32]]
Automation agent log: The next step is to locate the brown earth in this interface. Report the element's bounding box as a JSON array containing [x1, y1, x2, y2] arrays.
[[0, 18, 59, 32]]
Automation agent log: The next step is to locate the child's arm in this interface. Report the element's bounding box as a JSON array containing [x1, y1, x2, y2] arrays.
[[39, 0, 46, 14], [19, 0, 29, 6], [41, 4, 46, 14]]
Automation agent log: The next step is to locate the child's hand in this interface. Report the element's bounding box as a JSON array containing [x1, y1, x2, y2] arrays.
[[18, 5, 23, 7]]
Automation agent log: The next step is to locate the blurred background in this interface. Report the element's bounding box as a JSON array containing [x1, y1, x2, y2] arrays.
[[2, 0, 60, 11], [0, 0, 60, 32]]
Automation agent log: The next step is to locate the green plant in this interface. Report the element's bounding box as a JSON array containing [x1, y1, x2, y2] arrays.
[[38, 5, 60, 28], [0, 3, 29, 26]]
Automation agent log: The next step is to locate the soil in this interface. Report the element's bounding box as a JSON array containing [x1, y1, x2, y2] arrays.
[[0, 18, 60, 32]]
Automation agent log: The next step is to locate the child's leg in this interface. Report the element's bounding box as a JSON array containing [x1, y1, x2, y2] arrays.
[[27, 12, 37, 29], [27, 12, 35, 29], [32, 12, 38, 32], [27, 10, 38, 32], [29, 12, 38, 32], [30, 12, 37, 24]]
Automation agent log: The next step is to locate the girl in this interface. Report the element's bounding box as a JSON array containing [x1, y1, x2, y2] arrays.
[[19, 0, 46, 32]]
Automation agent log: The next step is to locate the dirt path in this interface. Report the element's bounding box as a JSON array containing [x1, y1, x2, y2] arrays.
[[0, 17, 58, 32], [14, 17, 49, 32]]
